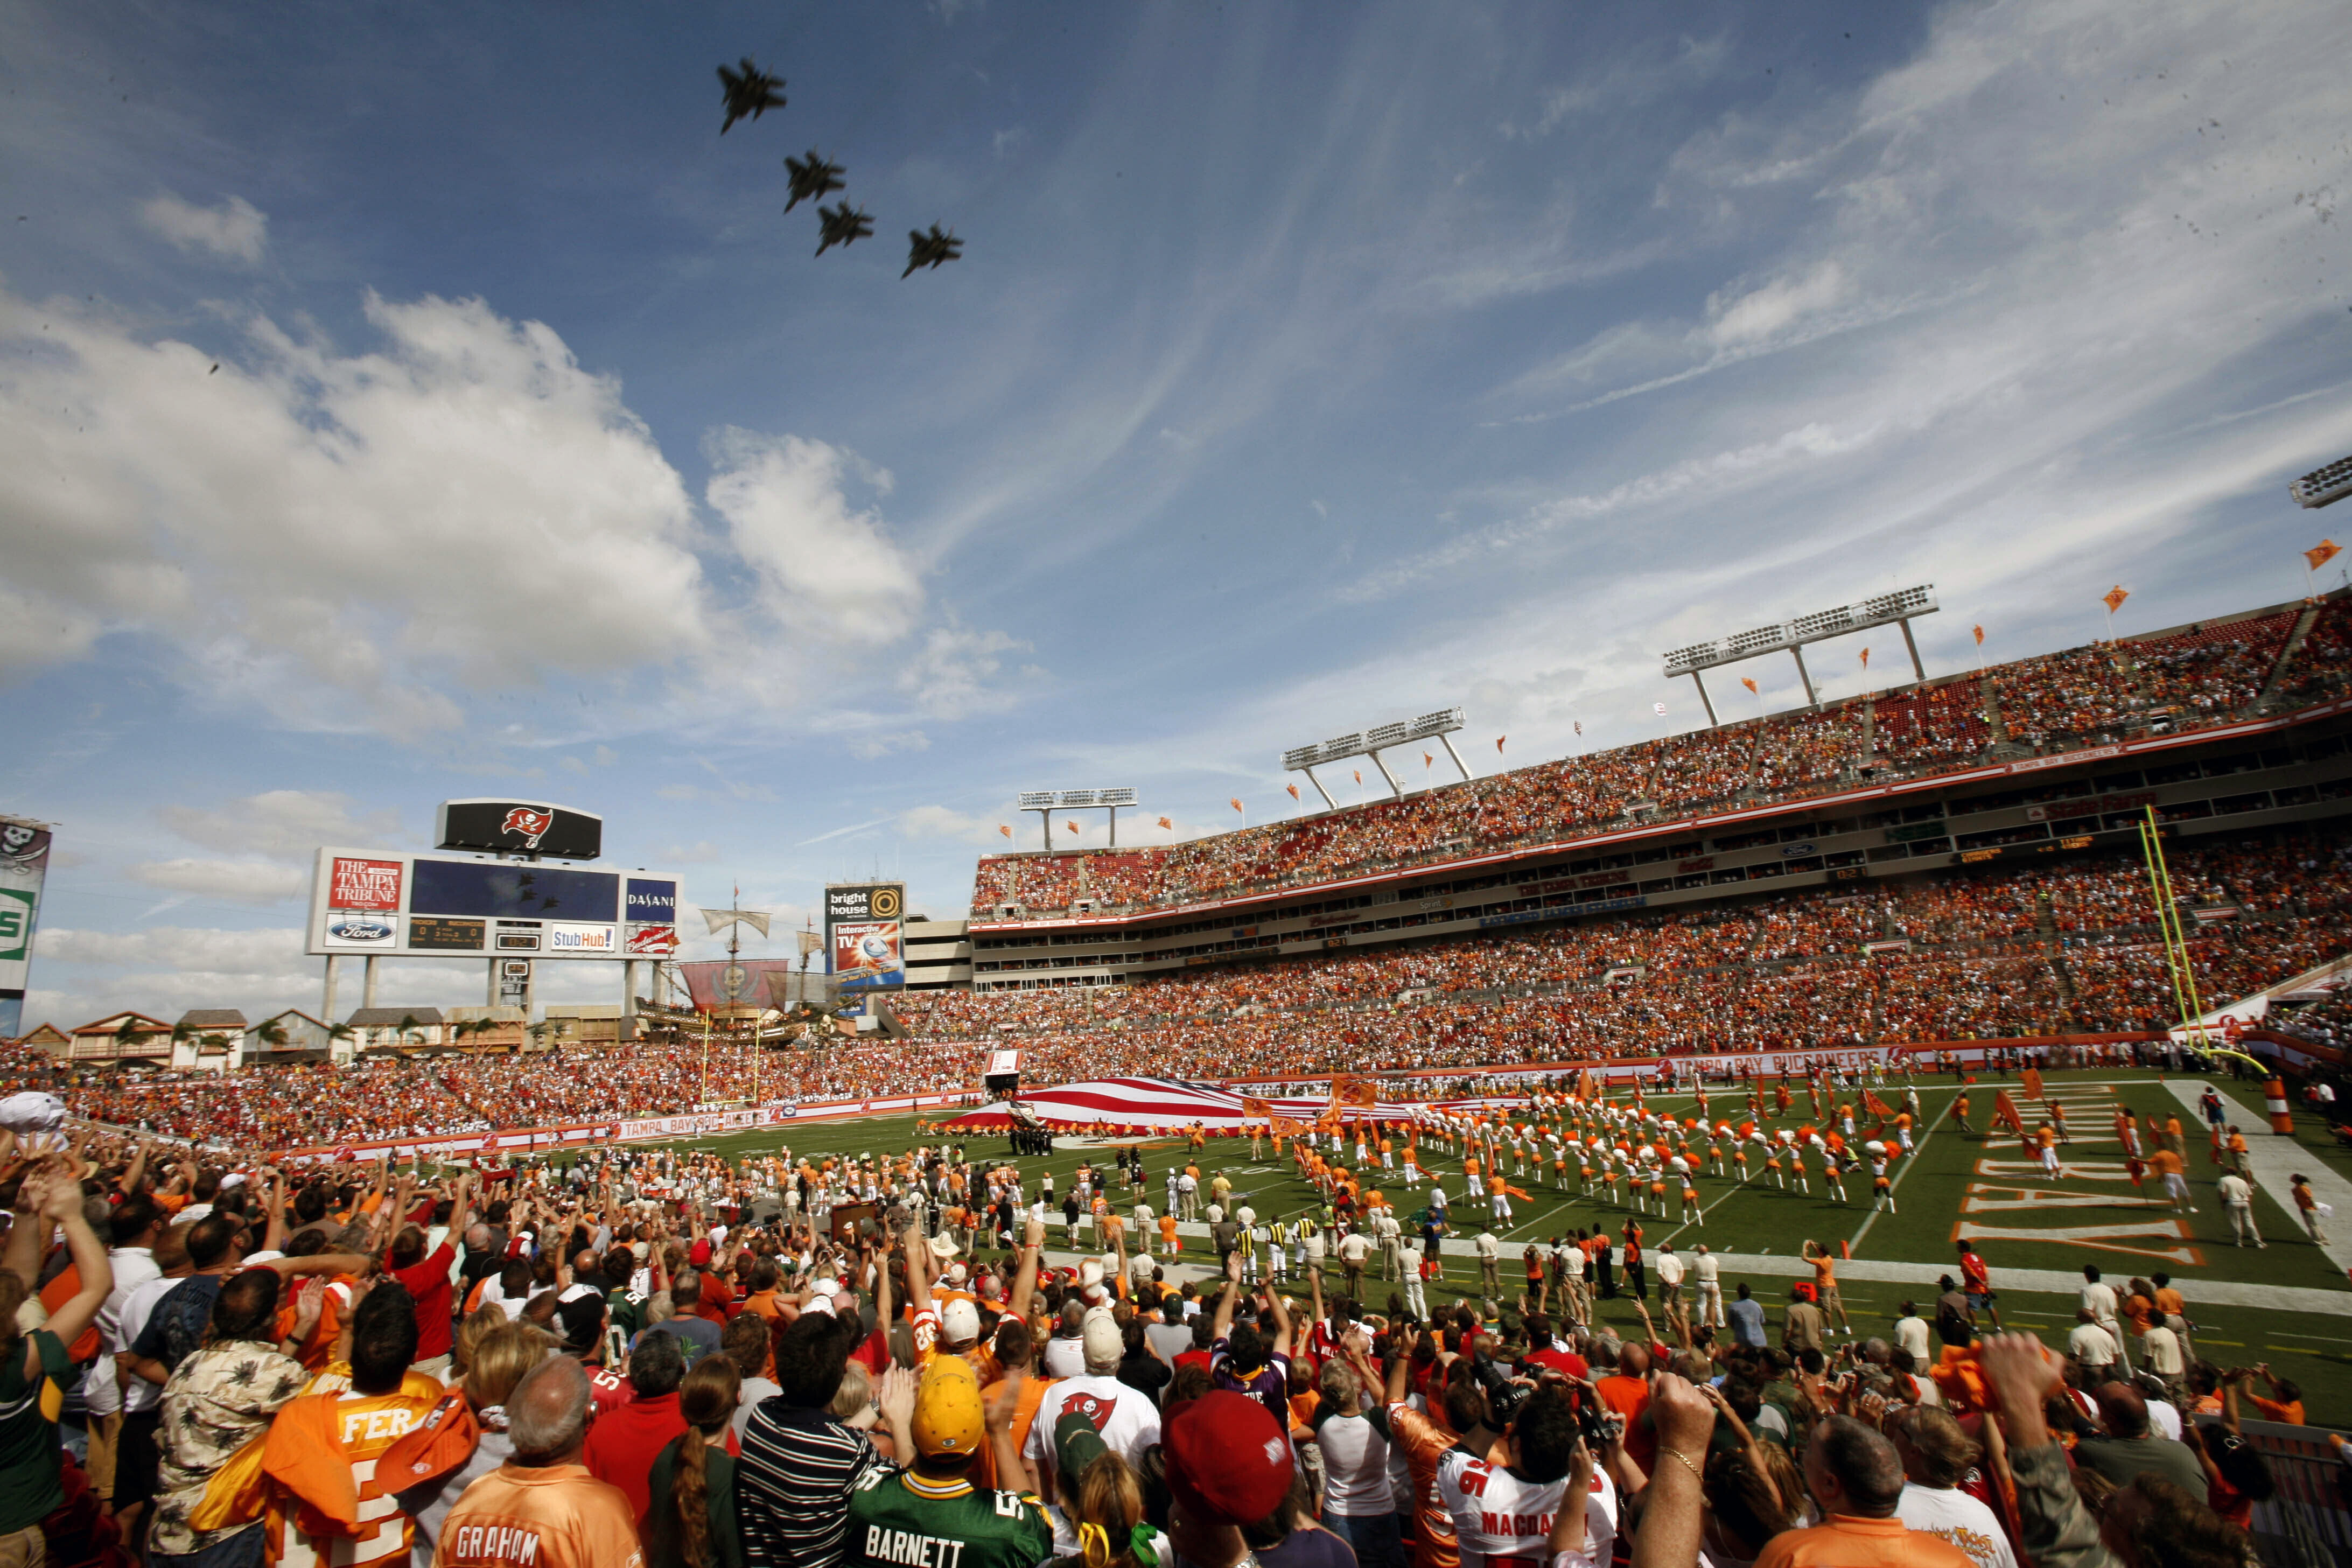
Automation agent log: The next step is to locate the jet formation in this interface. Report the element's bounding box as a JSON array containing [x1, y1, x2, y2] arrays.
[[719, 59, 961, 276]]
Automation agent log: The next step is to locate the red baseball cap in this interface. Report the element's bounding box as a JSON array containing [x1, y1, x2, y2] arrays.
[[1162, 1393, 1292, 1527]]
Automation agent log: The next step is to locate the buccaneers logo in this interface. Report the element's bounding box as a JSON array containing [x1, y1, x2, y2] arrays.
[[500, 807, 554, 848], [1060, 1392, 1114, 1433]]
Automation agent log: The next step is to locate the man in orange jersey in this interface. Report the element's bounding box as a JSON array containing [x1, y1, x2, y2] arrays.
[[264, 1285, 441, 1567], [433, 1356, 641, 1568]]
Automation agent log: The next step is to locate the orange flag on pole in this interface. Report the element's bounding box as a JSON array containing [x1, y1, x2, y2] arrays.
[[2102, 585, 2129, 614], [1156, 816, 1172, 830], [1741, 677, 1758, 694], [1973, 624, 1985, 646], [998, 824, 1011, 838], [1859, 647, 1870, 669], [1423, 751, 1433, 767], [1242, 1096, 1272, 1120], [1496, 736, 1506, 754], [2308, 540, 2341, 571], [1992, 1090, 2027, 1137], [2021, 1066, 2044, 1102], [1066, 822, 1080, 834], [1286, 783, 1300, 801], [1230, 798, 1243, 813]]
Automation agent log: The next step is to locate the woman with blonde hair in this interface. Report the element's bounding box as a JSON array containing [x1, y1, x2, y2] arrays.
[[397, 1318, 558, 1553], [1069, 1448, 1163, 1568], [648, 1355, 744, 1568]]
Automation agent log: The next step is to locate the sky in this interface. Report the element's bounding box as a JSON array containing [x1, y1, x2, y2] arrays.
[[3, 0, 2351, 1029]]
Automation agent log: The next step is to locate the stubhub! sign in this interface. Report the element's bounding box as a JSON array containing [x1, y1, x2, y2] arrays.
[[626, 879, 677, 926], [548, 922, 617, 953]]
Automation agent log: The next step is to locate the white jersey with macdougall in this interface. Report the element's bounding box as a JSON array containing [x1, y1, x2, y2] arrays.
[[1433, 1450, 1617, 1568]]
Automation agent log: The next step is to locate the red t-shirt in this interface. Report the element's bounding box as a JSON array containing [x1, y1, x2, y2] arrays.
[[391, 1242, 458, 1359], [582, 1391, 685, 1522], [1174, 1348, 1213, 1377], [1523, 1347, 1590, 1381]]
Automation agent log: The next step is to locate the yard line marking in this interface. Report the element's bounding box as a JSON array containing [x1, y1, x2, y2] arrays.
[[1846, 1094, 1955, 1256]]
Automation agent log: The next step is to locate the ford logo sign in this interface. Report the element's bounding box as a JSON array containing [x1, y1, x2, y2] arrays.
[[1780, 842, 1817, 857], [327, 914, 395, 943]]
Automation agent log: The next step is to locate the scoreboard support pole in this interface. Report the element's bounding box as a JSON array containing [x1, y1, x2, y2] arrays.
[[621, 960, 639, 1042], [362, 956, 379, 1011], [321, 955, 340, 1025]]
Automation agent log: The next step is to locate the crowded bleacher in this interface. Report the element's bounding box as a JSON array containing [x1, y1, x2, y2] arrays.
[[972, 599, 2351, 918], [23, 825, 2352, 1147]]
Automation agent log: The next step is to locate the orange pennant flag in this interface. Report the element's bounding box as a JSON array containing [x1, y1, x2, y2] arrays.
[[1495, 736, 1506, 754], [1423, 752, 1433, 767], [1741, 677, 1758, 695], [2308, 540, 2342, 571], [1230, 798, 1243, 813], [1241, 1095, 1273, 1120], [1156, 816, 1172, 830], [1286, 783, 1300, 800], [1973, 624, 1985, 646], [998, 824, 1011, 838], [1066, 821, 1080, 834], [2102, 585, 2129, 614], [2021, 1065, 2043, 1102], [1353, 769, 1362, 785], [1992, 1090, 2027, 1137], [1859, 647, 1870, 668]]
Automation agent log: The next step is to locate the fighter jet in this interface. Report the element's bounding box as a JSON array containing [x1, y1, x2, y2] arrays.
[[717, 59, 786, 132], [902, 223, 964, 277], [815, 202, 874, 255], [784, 152, 846, 212]]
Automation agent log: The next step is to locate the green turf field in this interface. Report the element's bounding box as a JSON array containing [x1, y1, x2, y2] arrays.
[[648, 1066, 2350, 1420]]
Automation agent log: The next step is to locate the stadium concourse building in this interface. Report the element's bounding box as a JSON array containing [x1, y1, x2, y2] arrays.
[[958, 592, 2352, 993]]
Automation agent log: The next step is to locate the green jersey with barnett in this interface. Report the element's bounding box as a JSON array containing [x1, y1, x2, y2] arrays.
[[848, 1468, 1052, 1568]]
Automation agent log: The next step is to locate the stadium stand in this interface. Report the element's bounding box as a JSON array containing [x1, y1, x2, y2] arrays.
[[971, 596, 2348, 916]]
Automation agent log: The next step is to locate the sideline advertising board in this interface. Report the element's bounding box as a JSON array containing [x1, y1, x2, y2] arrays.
[[306, 848, 682, 960], [825, 882, 906, 992]]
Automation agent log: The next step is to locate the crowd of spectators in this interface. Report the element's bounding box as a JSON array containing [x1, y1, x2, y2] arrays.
[[31, 829, 2352, 1149], [973, 605, 2338, 918], [0, 1131, 2302, 1568]]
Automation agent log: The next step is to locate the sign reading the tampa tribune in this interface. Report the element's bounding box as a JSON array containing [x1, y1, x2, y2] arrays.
[[825, 882, 906, 993]]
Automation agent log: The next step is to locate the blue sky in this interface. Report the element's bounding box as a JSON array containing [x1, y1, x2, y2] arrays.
[[4, 0, 2351, 1027]]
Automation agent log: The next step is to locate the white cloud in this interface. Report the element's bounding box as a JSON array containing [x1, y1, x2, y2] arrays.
[[1704, 262, 1847, 349], [895, 805, 1010, 846], [140, 193, 268, 265], [0, 288, 710, 734], [705, 429, 924, 649], [848, 730, 931, 760], [127, 859, 308, 902], [895, 623, 1033, 719], [159, 790, 402, 861]]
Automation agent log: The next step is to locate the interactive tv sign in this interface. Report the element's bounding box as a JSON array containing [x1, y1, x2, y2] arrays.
[[306, 848, 680, 960]]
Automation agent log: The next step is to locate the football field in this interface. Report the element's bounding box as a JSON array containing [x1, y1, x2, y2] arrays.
[[656, 1066, 2352, 1421]]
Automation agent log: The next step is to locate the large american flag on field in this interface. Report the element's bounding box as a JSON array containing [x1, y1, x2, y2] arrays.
[[941, 1076, 1441, 1133]]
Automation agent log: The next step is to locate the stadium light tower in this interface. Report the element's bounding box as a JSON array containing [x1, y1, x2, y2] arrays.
[[1283, 707, 1471, 808], [1662, 584, 1938, 724], [1017, 788, 1139, 850], [2291, 454, 2352, 509]]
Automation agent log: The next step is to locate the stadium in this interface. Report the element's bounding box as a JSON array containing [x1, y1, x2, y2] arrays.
[[21, 582, 2352, 1422], [20, 5, 2352, 1566]]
